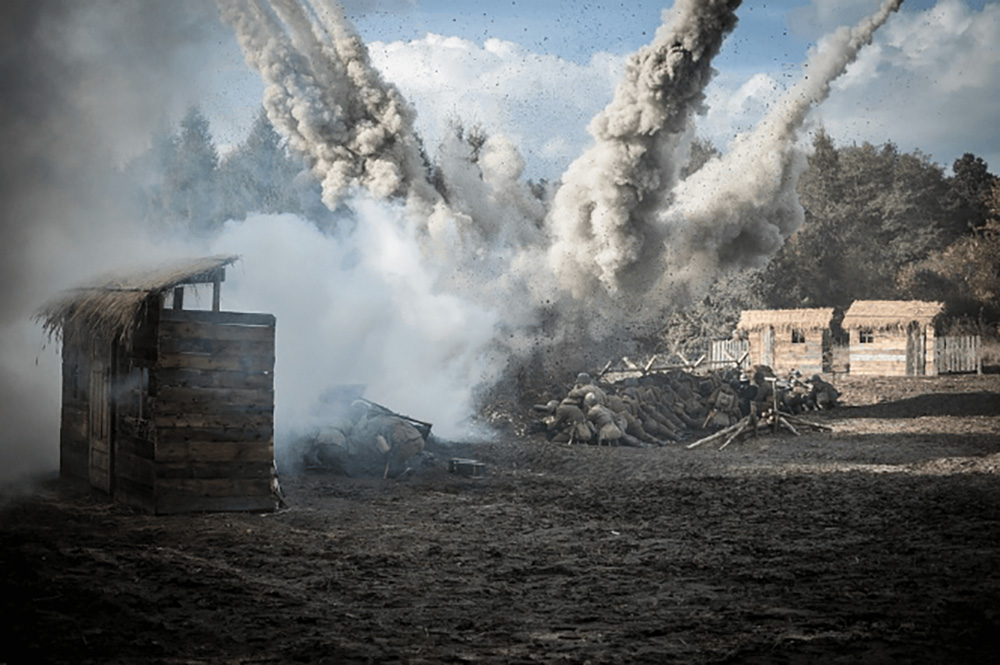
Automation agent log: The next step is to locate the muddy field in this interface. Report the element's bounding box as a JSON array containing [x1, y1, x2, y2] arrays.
[[2, 375, 999, 664]]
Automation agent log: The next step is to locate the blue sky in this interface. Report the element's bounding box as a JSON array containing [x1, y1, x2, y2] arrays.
[[198, 0, 999, 180]]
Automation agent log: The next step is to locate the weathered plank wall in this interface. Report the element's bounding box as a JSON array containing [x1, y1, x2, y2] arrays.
[[736, 329, 826, 375], [772, 331, 825, 376], [150, 309, 276, 514], [849, 331, 909, 376], [744, 330, 769, 368], [59, 334, 90, 481]]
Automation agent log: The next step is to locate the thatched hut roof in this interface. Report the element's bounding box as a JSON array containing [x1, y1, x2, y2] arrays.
[[37, 255, 238, 343], [841, 300, 943, 330], [738, 308, 835, 332]]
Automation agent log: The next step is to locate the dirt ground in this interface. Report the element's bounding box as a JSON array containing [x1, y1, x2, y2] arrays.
[[3, 374, 999, 664]]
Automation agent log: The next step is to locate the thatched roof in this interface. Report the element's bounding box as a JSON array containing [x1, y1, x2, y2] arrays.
[[738, 308, 835, 332], [37, 255, 238, 343], [841, 300, 944, 330]]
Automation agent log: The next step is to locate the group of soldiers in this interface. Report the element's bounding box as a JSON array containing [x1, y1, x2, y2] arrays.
[[302, 399, 429, 478], [534, 365, 839, 446]]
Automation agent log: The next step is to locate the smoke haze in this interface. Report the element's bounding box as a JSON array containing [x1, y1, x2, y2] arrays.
[[1, 0, 905, 486]]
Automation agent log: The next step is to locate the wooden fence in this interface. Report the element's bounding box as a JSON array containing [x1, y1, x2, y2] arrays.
[[708, 340, 750, 371], [935, 335, 982, 375]]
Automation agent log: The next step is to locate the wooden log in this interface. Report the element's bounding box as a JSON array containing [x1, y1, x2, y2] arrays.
[[156, 460, 273, 480], [155, 477, 272, 499], [152, 386, 273, 409], [159, 309, 274, 326], [151, 368, 273, 392], [778, 416, 799, 436], [156, 439, 273, 463], [156, 425, 273, 446], [158, 320, 274, 344], [644, 355, 659, 373], [718, 421, 748, 450], [686, 418, 745, 449], [155, 352, 274, 373], [158, 336, 274, 358], [151, 398, 274, 418], [782, 414, 833, 432], [155, 494, 276, 515], [153, 412, 272, 430]]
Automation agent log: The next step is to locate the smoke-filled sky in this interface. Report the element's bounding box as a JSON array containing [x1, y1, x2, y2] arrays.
[[205, 0, 1000, 179], [1, 0, 997, 485]]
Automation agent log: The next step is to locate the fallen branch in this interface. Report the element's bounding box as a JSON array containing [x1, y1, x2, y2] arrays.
[[686, 420, 743, 449], [718, 421, 749, 450]]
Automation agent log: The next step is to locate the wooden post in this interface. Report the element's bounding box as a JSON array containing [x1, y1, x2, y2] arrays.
[[976, 335, 983, 375], [172, 286, 184, 310], [212, 272, 222, 312]]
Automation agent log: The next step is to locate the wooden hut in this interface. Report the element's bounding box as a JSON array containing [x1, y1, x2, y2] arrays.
[[38, 256, 277, 514], [841, 300, 943, 376], [737, 308, 835, 376]]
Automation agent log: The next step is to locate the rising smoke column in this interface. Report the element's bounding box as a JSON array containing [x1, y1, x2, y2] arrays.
[[214, 0, 907, 395], [217, 0, 438, 210], [545, 0, 741, 298], [652, 0, 905, 296]]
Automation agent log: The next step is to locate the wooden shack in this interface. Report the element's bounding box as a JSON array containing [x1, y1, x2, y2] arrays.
[[737, 308, 835, 376], [38, 255, 277, 514], [841, 300, 943, 376]]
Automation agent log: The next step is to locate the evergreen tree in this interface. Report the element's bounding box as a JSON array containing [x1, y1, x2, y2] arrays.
[[164, 106, 221, 233], [218, 108, 303, 220], [948, 152, 997, 232], [758, 131, 958, 308]]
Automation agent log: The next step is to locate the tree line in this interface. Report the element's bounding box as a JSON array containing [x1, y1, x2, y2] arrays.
[[126, 106, 337, 236], [659, 131, 999, 353]]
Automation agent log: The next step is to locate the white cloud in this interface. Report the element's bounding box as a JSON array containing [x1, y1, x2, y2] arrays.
[[701, 72, 786, 150], [818, 0, 1000, 170], [698, 0, 1000, 173], [367, 33, 624, 180]]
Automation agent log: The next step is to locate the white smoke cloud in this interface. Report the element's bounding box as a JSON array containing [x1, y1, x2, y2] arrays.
[[213, 0, 909, 377], [545, 0, 742, 297], [656, 0, 904, 288], [0, 0, 244, 487], [366, 33, 623, 180], [217, 0, 438, 211], [208, 208, 502, 464], [1, 0, 914, 489]]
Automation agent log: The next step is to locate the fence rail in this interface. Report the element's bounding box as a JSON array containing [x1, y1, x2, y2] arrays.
[[935, 335, 982, 375]]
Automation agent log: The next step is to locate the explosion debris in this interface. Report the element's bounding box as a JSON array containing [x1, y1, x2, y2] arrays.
[[213, 0, 904, 444]]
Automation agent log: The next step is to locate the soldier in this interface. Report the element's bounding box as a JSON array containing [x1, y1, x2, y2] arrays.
[[809, 374, 840, 410]]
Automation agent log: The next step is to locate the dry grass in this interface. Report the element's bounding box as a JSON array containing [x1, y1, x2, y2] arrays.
[[36, 255, 238, 344]]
